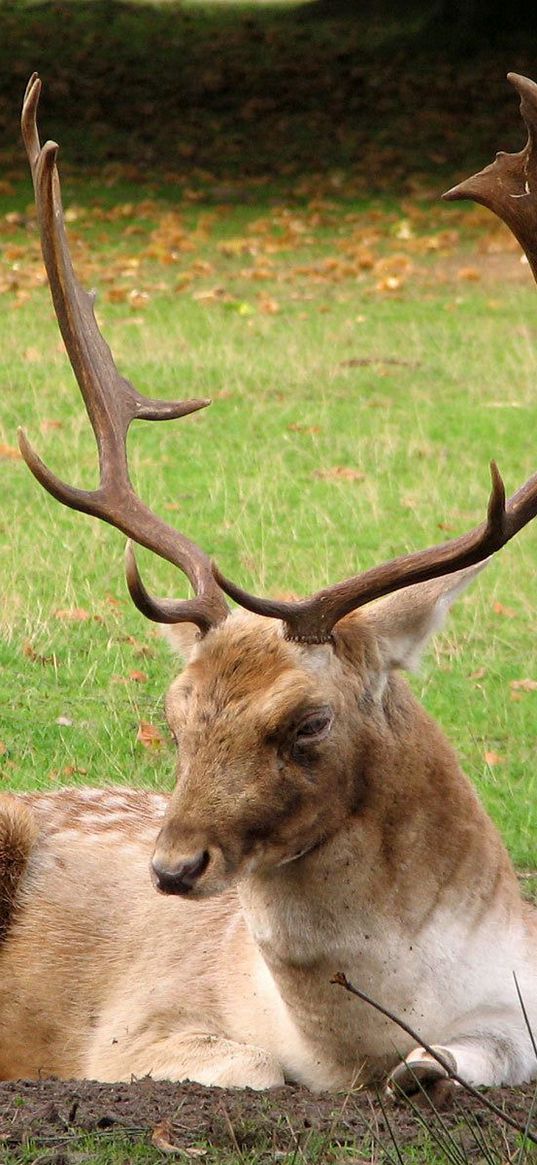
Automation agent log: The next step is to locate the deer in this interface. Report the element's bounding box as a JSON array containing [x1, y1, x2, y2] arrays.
[[0, 71, 536, 1095]]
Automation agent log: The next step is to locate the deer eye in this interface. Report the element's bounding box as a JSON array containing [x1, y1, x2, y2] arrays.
[[293, 708, 333, 748]]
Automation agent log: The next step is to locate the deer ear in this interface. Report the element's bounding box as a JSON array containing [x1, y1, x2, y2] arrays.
[[159, 623, 201, 660], [362, 562, 487, 672]]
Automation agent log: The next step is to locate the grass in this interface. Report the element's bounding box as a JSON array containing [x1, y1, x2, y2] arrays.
[[3, 1109, 537, 1163], [1, 186, 536, 866], [3, 1104, 537, 1164]]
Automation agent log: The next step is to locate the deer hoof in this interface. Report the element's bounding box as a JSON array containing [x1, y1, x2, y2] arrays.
[[387, 1048, 457, 1103]]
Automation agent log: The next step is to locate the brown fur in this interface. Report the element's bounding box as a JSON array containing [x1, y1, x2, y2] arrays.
[[0, 574, 535, 1090], [0, 797, 39, 940]]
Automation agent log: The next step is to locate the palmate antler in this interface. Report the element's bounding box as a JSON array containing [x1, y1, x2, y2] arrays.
[[20, 73, 537, 646], [444, 72, 537, 277], [19, 74, 229, 635]]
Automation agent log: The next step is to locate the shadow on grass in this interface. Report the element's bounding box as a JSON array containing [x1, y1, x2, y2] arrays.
[[2, 0, 537, 194]]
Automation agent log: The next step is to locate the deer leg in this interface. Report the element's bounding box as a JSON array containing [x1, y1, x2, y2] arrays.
[[86, 1028, 285, 1089], [387, 1011, 537, 1094]]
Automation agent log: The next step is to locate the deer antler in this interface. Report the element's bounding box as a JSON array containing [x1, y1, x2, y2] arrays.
[[443, 72, 537, 280], [20, 73, 537, 647], [214, 72, 537, 644], [19, 74, 229, 635], [215, 462, 537, 642]]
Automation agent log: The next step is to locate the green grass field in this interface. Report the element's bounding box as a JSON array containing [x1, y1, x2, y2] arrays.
[[2, 184, 536, 866]]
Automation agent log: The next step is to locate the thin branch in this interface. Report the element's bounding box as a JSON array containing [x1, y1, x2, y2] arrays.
[[513, 972, 537, 1062], [384, 1075, 469, 1165], [331, 972, 536, 1146], [512, 972, 537, 1161], [409, 1080, 469, 1165]]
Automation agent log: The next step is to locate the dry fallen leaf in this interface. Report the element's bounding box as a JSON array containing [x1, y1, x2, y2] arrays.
[[192, 286, 227, 304], [24, 346, 42, 363], [375, 274, 404, 293], [469, 667, 487, 681], [510, 678, 537, 692], [374, 253, 413, 277], [313, 466, 365, 482], [151, 1121, 181, 1153], [23, 641, 56, 667], [137, 721, 164, 750], [105, 594, 123, 608], [40, 419, 63, 432], [54, 607, 91, 621], [0, 443, 22, 460], [218, 237, 252, 256], [287, 423, 320, 435], [119, 635, 155, 658], [492, 601, 517, 619], [128, 289, 150, 310], [484, 750, 504, 766], [129, 670, 148, 683], [106, 286, 129, 303], [457, 266, 481, 282], [257, 294, 280, 314]]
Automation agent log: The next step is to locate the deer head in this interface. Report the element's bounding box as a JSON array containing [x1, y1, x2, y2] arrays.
[[19, 74, 537, 900], [152, 566, 486, 899]]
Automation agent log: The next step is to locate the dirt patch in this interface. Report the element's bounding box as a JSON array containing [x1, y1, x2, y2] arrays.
[[0, 1077, 535, 1159]]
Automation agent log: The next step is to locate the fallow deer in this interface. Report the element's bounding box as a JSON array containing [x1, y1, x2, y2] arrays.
[[0, 72, 536, 1093]]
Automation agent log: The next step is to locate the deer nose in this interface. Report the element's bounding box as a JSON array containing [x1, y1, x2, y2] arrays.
[[151, 850, 210, 895]]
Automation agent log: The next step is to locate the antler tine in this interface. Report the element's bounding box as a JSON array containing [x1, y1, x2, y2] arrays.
[[19, 74, 229, 634], [215, 462, 537, 642], [443, 72, 537, 282]]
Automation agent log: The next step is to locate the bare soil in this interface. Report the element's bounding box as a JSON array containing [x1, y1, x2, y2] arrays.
[[0, 1076, 535, 1160]]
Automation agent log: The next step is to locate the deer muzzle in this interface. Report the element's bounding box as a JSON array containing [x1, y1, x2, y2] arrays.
[[151, 849, 210, 895]]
